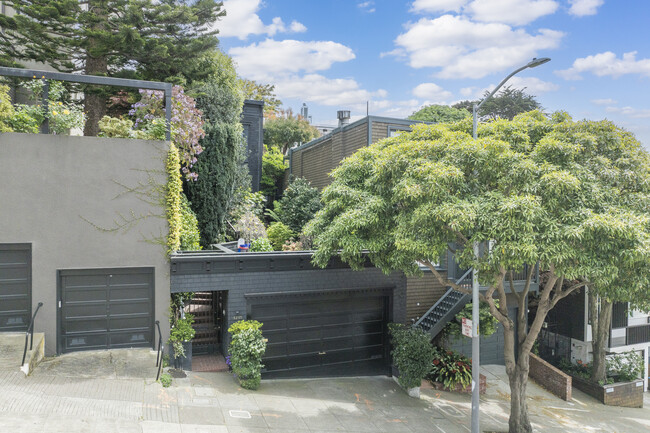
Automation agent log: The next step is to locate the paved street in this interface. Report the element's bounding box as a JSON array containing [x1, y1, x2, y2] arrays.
[[0, 349, 649, 432]]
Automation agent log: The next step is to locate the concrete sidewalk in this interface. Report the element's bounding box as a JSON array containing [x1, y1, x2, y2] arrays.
[[0, 349, 649, 432]]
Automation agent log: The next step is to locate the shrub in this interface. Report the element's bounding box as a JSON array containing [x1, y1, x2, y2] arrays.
[[159, 373, 172, 388], [228, 320, 266, 390], [388, 323, 436, 390], [234, 211, 267, 244], [250, 238, 273, 252], [607, 351, 643, 382], [267, 222, 294, 251], [427, 347, 473, 391], [261, 145, 287, 200], [21, 80, 84, 134], [10, 104, 43, 133], [179, 193, 201, 251], [272, 177, 322, 233], [444, 300, 498, 339], [169, 314, 196, 359], [0, 84, 15, 132]]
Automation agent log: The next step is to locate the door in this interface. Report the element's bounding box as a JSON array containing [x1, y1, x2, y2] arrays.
[[58, 267, 154, 353], [0, 244, 31, 332], [248, 290, 390, 378]]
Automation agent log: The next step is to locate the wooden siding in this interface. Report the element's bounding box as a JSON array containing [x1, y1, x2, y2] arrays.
[[405, 271, 448, 324], [300, 138, 333, 190], [342, 123, 369, 159]]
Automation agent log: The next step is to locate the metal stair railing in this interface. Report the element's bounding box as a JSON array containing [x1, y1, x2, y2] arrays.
[[21, 302, 44, 366], [155, 320, 163, 381], [414, 269, 473, 338]]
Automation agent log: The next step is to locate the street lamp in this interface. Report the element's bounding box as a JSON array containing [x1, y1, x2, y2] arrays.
[[469, 57, 550, 433]]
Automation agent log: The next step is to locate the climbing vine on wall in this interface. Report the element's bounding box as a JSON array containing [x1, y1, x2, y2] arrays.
[[166, 142, 182, 256]]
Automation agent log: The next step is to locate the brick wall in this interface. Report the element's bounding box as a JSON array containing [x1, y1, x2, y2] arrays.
[[529, 353, 572, 401], [405, 271, 448, 324], [571, 375, 644, 408]]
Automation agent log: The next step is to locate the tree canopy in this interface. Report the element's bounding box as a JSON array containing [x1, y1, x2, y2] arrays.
[[453, 85, 542, 121], [264, 111, 319, 154], [408, 104, 470, 123], [240, 79, 282, 116], [0, 0, 224, 135], [306, 111, 650, 433]]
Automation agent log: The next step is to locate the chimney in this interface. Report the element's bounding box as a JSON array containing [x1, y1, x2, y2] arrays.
[[337, 110, 350, 127]]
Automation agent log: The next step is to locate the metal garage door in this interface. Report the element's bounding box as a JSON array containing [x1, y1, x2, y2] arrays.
[[0, 244, 31, 332], [58, 268, 154, 353], [248, 290, 391, 378]]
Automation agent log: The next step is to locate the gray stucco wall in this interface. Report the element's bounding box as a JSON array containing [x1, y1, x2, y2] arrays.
[[0, 133, 171, 355], [171, 259, 406, 352]]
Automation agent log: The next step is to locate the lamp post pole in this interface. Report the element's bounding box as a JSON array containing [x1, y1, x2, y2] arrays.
[[469, 57, 550, 433]]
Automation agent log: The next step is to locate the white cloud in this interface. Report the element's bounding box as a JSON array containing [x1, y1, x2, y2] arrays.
[[358, 1, 376, 13], [507, 76, 559, 93], [412, 83, 453, 101], [273, 74, 387, 108], [557, 51, 650, 80], [568, 0, 604, 16], [230, 40, 355, 81], [467, 0, 559, 26], [606, 106, 650, 119], [390, 15, 563, 79], [216, 0, 306, 40], [410, 0, 468, 13], [591, 98, 617, 106]]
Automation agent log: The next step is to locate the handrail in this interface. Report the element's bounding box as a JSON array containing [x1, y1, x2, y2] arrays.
[[155, 320, 163, 381], [21, 302, 44, 366], [414, 268, 473, 329]]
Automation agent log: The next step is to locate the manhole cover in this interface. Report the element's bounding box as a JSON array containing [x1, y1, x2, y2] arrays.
[[168, 368, 186, 378], [229, 410, 251, 419]]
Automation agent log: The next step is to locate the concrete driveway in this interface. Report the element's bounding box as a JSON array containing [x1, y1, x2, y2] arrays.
[[1, 349, 649, 432]]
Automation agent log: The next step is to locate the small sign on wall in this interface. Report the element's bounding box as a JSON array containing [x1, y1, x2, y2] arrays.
[[462, 317, 473, 338]]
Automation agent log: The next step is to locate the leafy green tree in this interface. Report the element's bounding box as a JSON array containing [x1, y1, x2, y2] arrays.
[[0, 0, 224, 135], [179, 193, 201, 251], [193, 51, 244, 125], [453, 85, 542, 121], [408, 104, 470, 123], [272, 177, 322, 233], [306, 112, 650, 433], [240, 79, 282, 116], [261, 145, 288, 200], [264, 112, 319, 154], [186, 122, 249, 247]]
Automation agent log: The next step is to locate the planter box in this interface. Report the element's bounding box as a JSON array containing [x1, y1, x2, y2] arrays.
[[529, 353, 572, 401], [169, 341, 192, 371], [571, 375, 643, 408], [429, 374, 486, 394]]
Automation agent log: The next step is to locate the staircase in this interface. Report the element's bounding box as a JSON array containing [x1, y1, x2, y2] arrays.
[[415, 269, 473, 338], [185, 292, 217, 355]]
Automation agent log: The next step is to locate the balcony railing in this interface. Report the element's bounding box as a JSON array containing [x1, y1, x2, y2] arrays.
[[626, 324, 650, 345]]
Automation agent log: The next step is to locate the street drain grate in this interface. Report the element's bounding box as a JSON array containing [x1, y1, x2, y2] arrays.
[[229, 410, 251, 419]]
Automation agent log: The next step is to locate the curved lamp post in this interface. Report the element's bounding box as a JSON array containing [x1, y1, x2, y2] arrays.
[[470, 57, 550, 433]]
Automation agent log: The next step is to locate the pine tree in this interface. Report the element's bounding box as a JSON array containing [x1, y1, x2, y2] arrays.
[[0, 0, 224, 135]]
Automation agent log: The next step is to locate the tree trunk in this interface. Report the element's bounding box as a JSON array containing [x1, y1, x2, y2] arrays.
[[82, 1, 108, 136], [589, 291, 612, 383], [508, 363, 532, 433]]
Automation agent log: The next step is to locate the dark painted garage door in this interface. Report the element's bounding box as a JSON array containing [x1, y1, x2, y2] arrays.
[[58, 268, 154, 353], [248, 290, 391, 378], [0, 244, 31, 332]]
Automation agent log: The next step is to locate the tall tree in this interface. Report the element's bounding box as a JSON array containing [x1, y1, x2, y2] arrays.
[[453, 85, 542, 121], [306, 112, 650, 433], [0, 0, 224, 135], [240, 79, 282, 116], [264, 110, 319, 154], [408, 104, 470, 123]]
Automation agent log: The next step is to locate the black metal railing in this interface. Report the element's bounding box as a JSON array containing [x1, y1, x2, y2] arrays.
[[155, 320, 163, 381], [414, 268, 473, 333], [21, 302, 43, 366], [626, 324, 650, 345], [0, 66, 172, 140]]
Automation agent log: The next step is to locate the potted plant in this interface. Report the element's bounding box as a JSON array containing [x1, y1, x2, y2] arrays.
[[427, 347, 486, 394], [228, 320, 266, 390], [388, 323, 436, 398], [169, 314, 195, 371]]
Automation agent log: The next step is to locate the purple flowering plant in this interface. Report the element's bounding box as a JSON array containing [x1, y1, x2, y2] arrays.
[[129, 86, 205, 181]]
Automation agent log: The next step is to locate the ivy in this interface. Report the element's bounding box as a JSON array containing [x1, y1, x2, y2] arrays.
[[166, 143, 183, 256]]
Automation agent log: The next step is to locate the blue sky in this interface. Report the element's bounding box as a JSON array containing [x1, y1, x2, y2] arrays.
[[217, 0, 650, 149]]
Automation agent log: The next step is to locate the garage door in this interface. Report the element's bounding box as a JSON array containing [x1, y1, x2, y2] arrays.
[[0, 244, 31, 332], [58, 268, 154, 353], [248, 290, 391, 378]]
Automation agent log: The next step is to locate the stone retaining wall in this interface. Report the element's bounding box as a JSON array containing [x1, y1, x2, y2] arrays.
[[572, 375, 644, 408]]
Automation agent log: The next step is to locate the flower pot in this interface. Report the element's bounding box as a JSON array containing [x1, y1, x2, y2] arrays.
[[169, 340, 192, 371]]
